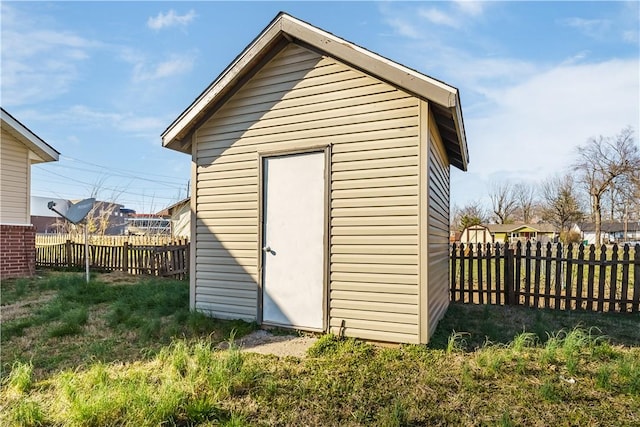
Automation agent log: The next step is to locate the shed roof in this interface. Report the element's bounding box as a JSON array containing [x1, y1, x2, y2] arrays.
[[578, 221, 640, 233], [162, 12, 469, 170], [1, 107, 59, 163]]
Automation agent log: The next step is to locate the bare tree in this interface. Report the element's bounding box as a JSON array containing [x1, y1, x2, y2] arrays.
[[540, 174, 584, 241], [513, 182, 537, 223], [574, 127, 640, 246], [489, 182, 517, 224], [452, 201, 488, 231]]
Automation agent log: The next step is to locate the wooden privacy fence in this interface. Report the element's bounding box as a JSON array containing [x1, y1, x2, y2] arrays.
[[451, 241, 640, 313], [36, 240, 189, 279]]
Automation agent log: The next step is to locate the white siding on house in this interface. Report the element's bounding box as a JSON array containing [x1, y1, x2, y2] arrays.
[[194, 44, 422, 342], [1, 129, 30, 224]]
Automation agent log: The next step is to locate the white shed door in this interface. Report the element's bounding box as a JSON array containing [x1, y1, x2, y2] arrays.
[[262, 151, 325, 330]]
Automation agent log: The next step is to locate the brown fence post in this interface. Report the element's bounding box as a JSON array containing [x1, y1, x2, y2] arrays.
[[451, 243, 457, 302], [478, 243, 484, 305], [587, 245, 596, 311], [620, 244, 630, 313], [544, 243, 552, 308], [609, 244, 618, 312], [565, 243, 574, 310], [495, 243, 502, 305], [514, 241, 522, 305], [504, 246, 515, 305], [65, 240, 72, 268], [123, 242, 129, 274], [597, 244, 607, 312], [459, 244, 466, 302], [554, 242, 562, 310], [467, 243, 474, 303], [534, 242, 542, 308], [633, 244, 640, 313]]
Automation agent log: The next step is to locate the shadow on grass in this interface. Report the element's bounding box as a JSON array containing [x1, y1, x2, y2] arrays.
[[429, 302, 640, 351]]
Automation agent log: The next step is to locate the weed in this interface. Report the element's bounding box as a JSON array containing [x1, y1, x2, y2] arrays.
[[616, 352, 640, 394], [596, 364, 613, 391], [446, 331, 469, 354], [4, 361, 34, 394], [499, 411, 514, 427], [377, 399, 408, 427], [510, 331, 538, 352], [307, 333, 341, 357], [6, 398, 45, 427], [460, 361, 475, 391], [539, 378, 561, 402]]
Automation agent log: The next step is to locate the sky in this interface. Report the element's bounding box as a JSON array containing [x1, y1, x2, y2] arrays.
[[2, 1, 639, 214]]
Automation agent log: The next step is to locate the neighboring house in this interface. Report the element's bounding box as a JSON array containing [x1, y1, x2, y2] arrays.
[[1, 108, 59, 278], [157, 198, 190, 238], [460, 223, 558, 246], [162, 13, 469, 344], [574, 222, 640, 245]]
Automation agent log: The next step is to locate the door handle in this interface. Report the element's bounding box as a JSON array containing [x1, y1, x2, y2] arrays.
[[262, 246, 276, 255]]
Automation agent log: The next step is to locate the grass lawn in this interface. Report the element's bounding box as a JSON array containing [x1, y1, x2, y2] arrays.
[[1, 271, 639, 426]]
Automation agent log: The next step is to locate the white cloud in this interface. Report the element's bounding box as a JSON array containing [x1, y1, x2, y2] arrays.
[[147, 10, 196, 30], [129, 53, 196, 82], [18, 105, 167, 139], [453, 0, 486, 17], [451, 58, 640, 208], [419, 8, 459, 28], [384, 17, 422, 39], [0, 4, 99, 106], [378, 3, 639, 209], [562, 17, 612, 39]]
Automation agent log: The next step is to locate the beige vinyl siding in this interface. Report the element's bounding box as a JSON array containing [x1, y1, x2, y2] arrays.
[[1, 130, 29, 224], [425, 119, 451, 339], [194, 43, 421, 341]]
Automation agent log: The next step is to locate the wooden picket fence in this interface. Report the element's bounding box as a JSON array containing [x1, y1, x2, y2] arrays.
[[451, 241, 640, 313], [36, 233, 182, 247], [36, 239, 189, 279]]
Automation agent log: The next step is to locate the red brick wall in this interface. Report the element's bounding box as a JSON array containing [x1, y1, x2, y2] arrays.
[[0, 224, 36, 279]]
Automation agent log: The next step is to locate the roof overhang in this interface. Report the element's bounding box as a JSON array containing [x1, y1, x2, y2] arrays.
[[1, 107, 59, 163], [162, 12, 469, 170]]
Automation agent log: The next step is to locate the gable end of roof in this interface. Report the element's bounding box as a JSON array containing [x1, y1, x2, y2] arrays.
[[162, 12, 468, 170], [1, 107, 59, 163]]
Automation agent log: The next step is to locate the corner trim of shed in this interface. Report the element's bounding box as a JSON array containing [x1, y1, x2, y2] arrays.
[[161, 12, 469, 170]]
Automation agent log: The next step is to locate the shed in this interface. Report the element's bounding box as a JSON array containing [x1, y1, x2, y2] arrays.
[[1, 107, 59, 278], [162, 13, 469, 344], [158, 198, 191, 238]]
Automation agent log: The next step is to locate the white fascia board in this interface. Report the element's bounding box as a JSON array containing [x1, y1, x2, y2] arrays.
[[280, 15, 458, 108], [1, 108, 59, 163], [450, 92, 469, 171]]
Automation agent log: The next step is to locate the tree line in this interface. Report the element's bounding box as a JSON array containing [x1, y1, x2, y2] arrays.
[[452, 127, 640, 246]]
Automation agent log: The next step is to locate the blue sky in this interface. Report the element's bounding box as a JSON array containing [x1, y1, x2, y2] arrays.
[[2, 1, 639, 214]]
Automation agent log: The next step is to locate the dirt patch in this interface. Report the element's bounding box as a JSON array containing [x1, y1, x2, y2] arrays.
[[98, 271, 143, 285], [1, 291, 56, 323], [218, 330, 318, 358]]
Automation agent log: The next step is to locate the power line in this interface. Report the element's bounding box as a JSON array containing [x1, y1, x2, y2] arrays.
[[60, 155, 188, 183], [34, 168, 181, 201], [42, 162, 186, 188]]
